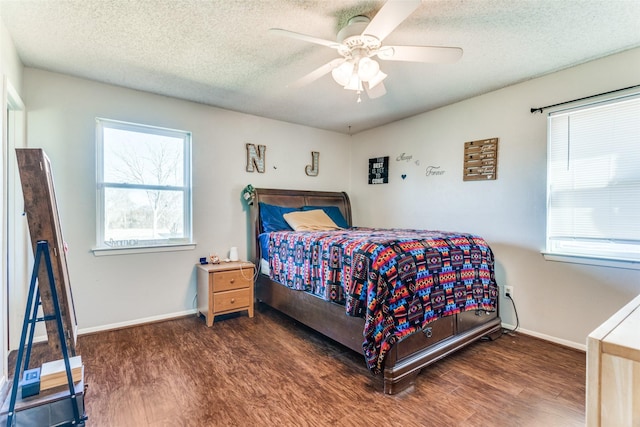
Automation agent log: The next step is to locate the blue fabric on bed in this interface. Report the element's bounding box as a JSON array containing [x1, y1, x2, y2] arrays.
[[258, 233, 271, 260], [259, 202, 300, 232], [302, 205, 350, 228]]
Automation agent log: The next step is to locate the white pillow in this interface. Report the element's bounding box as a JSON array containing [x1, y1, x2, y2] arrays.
[[282, 209, 343, 231]]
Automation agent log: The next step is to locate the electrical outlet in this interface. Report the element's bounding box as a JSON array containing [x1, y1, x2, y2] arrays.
[[505, 286, 514, 297]]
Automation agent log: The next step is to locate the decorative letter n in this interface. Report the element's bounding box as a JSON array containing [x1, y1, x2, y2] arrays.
[[246, 143, 266, 173]]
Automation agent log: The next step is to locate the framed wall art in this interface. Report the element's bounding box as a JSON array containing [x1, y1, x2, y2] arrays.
[[369, 156, 389, 184]]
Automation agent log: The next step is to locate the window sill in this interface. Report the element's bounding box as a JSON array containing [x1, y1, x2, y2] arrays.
[[92, 243, 197, 257], [542, 252, 640, 270]]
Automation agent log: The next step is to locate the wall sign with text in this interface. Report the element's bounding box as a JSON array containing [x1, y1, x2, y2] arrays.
[[463, 138, 498, 181], [369, 156, 389, 184]]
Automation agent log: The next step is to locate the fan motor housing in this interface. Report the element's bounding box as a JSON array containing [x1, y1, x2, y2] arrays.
[[337, 16, 381, 57]]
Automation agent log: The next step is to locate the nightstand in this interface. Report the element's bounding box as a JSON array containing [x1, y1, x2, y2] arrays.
[[196, 261, 255, 327]]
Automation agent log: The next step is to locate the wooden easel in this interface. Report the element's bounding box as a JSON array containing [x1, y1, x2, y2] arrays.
[[2, 149, 85, 425], [4, 241, 86, 426]]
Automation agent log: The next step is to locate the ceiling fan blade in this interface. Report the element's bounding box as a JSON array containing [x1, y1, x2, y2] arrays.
[[269, 28, 342, 49], [362, 0, 421, 42], [377, 45, 463, 63], [288, 58, 346, 88], [365, 81, 387, 99]]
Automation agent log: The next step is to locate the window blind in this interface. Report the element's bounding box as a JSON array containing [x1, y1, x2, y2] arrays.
[[546, 94, 640, 261]]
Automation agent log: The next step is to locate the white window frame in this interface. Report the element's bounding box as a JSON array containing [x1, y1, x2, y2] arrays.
[[543, 92, 640, 270], [94, 118, 194, 255]]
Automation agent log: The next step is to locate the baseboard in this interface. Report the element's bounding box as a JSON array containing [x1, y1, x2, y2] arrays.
[[501, 322, 586, 352], [77, 309, 198, 336], [30, 314, 583, 351]]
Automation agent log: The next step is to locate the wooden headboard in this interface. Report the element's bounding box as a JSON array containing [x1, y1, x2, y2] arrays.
[[249, 188, 351, 265]]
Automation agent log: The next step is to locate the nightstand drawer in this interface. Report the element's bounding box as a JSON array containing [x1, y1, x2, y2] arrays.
[[214, 288, 252, 313], [212, 269, 252, 292]]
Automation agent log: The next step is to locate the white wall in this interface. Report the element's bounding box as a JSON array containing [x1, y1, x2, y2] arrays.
[[23, 68, 351, 332], [0, 19, 22, 92], [350, 47, 640, 349]]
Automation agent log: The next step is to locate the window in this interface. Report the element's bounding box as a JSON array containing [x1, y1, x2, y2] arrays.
[[96, 118, 192, 252], [545, 94, 640, 265]]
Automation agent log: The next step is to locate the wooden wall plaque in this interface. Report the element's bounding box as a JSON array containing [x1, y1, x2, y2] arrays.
[[463, 138, 498, 181], [16, 148, 77, 355]]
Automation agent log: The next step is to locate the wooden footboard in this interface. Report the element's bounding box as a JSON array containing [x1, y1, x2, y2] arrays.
[[382, 309, 502, 394], [256, 273, 501, 394]]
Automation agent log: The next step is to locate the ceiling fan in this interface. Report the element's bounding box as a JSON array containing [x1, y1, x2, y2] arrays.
[[270, 0, 463, 102]]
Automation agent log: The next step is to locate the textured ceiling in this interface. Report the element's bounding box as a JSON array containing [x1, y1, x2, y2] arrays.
[[1, 0, 639, 134]]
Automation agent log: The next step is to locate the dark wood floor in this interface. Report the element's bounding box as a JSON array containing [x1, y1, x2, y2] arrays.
[[11, 305, 585, 426]]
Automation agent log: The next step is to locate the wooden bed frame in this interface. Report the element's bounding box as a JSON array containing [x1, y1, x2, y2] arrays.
[[249, 188, 502, 394]]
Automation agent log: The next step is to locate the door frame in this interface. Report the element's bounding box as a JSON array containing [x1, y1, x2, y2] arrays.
[[1, 77, 26, 392]]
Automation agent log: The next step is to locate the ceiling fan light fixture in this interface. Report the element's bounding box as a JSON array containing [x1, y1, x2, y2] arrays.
[[357, 57, 380, 81], [344, 73, 363, 91], [368, 70, 388, 89], [331, 61, 354, 86]]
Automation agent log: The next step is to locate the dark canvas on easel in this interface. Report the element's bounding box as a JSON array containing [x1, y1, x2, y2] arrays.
[[16, 148, 77, 355]]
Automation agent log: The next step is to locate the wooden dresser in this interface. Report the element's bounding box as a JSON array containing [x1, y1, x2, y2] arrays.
[[587, 293, 640, 426], [196, 261, 255, 327]]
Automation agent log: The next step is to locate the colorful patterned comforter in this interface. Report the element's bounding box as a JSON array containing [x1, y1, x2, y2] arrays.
[[265, 227, 498, 373]]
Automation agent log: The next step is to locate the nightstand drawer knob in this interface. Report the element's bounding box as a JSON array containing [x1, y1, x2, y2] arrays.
[[231, 298, 235, 304], [230, 279, 235, 284]]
